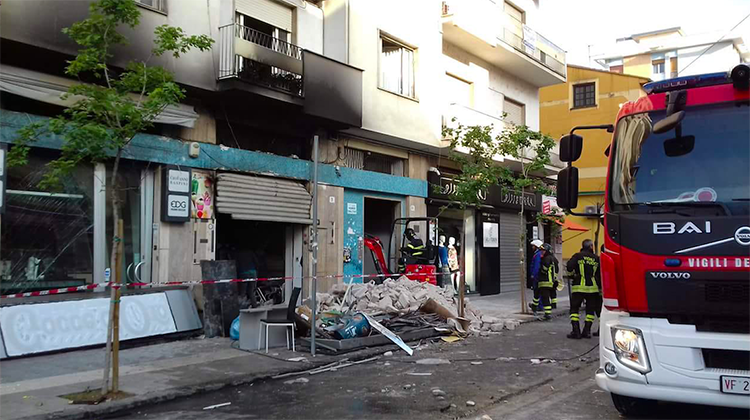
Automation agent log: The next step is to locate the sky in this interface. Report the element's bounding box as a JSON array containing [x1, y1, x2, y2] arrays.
[[535, 0, 750, 67]]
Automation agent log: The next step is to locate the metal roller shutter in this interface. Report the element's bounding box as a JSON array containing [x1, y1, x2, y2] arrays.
[[236, 0, 293, 32], [216, 173, 312, 224], [499, 211, 521, 293]]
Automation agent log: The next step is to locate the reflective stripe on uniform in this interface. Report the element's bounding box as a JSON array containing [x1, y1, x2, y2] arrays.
[[585, 314, 596, 322], [570, 313, 580, 321]]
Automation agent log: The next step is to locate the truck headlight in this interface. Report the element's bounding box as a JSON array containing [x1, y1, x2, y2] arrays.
[[612, 327, 651, 374]]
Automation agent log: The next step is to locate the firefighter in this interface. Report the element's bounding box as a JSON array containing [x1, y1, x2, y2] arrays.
[[566, 239, 602, 339], [528, 239, 543, 312], [399, 228, 427, 272], [536, 243, 557, 321]]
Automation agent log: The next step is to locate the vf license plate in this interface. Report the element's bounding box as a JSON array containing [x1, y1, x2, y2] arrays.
[[720, 375, 750, 395]]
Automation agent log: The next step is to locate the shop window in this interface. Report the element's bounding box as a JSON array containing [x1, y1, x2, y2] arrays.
[[1, 151, 95, 294]]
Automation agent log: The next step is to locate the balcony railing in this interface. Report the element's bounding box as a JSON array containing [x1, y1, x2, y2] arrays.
[[441, 0, 567, 78], [219, 23, 304, 97], [501, 27, 566, 77]]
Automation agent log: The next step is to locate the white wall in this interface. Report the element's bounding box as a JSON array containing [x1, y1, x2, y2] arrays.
[[678, 41, 741, 76], [323, 0, 349, 63], [347, 0, 444, 147], [443, 42, 540, 131], [294, 3, 324, 54]]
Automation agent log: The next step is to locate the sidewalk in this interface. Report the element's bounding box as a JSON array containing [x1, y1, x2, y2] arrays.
[[0, 289, 569, 420], [469, 288, 570, 322]]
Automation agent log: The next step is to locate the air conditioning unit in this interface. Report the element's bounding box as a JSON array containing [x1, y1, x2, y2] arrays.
[[584, 205, 598, 215]]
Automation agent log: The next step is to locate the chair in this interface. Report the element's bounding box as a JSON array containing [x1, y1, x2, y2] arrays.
[[258, 286, 301, 353]]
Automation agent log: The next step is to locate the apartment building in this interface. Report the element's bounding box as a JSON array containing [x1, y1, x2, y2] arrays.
[[540, 65, 648, 261], [0, 0, 566, 355], [595, 27, 749, 81]]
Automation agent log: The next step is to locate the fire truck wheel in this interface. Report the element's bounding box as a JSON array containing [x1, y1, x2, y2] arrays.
[[611, 393, 657, 417]]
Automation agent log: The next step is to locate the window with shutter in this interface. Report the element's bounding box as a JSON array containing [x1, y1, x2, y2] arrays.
[[503, 98, 525, 126]]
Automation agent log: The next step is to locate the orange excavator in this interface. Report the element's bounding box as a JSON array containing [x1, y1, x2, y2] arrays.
[[364, 217, 438, 285]]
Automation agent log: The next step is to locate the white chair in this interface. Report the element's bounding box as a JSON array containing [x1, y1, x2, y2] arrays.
[[258, 287, 300, 353]]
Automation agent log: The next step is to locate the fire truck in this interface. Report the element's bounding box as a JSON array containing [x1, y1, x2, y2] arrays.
[[556, 64, 750, 415]]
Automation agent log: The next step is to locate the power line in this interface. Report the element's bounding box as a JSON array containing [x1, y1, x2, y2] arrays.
[[679, 11, 750, 76]]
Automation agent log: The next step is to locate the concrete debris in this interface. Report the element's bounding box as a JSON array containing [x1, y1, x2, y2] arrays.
[[403, 384, 413, 390], [384, 362, 391, 366], [406, 372, 432, 376], [432, 389, 447, 397], [471, 361, 483, 365], [436, 396, 445, 401], [480, 415, 493, 420], [318, 276, 528, 336], [466, 400, 476, 407], [450, 403, 457, 408], [530, 359, 542, 365], [416, 358, 451, 365], [287, 357, 308, 362], [283, 378, 310, 385], [497, 357, 517, 362], [383, 351, 393, 357]]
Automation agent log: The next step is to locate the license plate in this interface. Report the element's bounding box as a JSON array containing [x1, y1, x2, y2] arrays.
[[720, 375, 750, 395]]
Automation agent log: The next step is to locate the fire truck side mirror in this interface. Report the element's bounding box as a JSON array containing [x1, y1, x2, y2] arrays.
[[653, 110, 685, 134], [559, 134, 583, 162], [557, 166, 579, 209]]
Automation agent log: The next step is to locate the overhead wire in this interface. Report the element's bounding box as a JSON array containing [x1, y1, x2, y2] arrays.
[[678, 11, 750, 76]]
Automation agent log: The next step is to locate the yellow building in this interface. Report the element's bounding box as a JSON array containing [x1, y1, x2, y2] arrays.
[[540, 65, 648, 260]]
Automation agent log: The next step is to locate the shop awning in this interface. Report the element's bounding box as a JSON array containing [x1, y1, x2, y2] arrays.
[[0, 65, 199, 128], [556, 218, 590, 232], [215, 173, 312, 224]]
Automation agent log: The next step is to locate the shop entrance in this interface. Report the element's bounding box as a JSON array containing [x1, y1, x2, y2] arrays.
[[363, 198, 399, 277], [216, 214, 286, 304]]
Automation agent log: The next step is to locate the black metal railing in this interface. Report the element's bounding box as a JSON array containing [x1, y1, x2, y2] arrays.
[[218, 24, 304, 97]]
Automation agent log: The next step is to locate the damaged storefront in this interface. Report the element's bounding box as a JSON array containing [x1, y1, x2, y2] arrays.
[[426, 171, 542, 296]]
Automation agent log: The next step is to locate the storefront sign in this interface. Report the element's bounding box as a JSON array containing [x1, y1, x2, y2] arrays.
[[427, 171, 541, 212], [162, 165, 192, 223], [483, 222, 499, 248], [0, 293, 178, 357], [0, 144, 6, 214]]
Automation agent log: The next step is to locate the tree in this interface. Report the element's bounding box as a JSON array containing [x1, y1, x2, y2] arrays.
[[442, 118, 556, 314], [7, 0, 213, 396], [8, 0, 213, 279]]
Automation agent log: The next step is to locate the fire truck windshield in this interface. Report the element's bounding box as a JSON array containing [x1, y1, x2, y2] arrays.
[[610, 102, 749, 212]]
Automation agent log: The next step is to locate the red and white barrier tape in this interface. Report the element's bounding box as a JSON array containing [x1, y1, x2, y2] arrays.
[[0, 271, 457, 299]]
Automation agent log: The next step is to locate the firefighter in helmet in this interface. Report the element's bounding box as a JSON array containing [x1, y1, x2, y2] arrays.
[[536, 243, 558, 320], [398, 228, 427, 272], [566, 239, 601, 339]]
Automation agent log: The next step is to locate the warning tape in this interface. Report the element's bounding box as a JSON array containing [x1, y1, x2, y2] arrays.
[[0, 271, 458, 299]]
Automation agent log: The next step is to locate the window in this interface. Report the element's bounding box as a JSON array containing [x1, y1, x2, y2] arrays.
[[379, 34, 416, 99], [505, 1, 525, 24], [342, 148, 405, 176], [572, 82, 596, 109], [135, 0, 167, 13], [445, 73, 473, 107], [652, 59, 666, 81], [670, 57, 678, 78], [503, 98, 525, 126]]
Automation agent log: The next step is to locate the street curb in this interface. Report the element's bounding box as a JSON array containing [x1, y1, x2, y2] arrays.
[[21, 345, 393, 420]]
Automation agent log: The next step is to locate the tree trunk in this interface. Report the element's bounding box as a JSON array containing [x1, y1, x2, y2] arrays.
[[101, 148, 123, 396]]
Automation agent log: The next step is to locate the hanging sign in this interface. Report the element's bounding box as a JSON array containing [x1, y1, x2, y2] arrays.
[[162, 165, 192, 223]]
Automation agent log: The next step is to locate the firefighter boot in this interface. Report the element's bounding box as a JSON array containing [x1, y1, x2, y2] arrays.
[[581, 321, 593, 339], [567, 321, 581, 339]]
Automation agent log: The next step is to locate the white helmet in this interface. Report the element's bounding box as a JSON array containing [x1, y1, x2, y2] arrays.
[[530, 239, 543, 248]]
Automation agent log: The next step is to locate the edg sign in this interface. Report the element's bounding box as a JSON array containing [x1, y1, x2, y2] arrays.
[[161, 165, 191, 223]]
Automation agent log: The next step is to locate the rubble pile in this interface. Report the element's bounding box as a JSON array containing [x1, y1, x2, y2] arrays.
[[312, 276, 516, 335]]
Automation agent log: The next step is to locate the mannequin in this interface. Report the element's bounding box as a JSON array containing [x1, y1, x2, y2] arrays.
[[438, 235, 450, 288], [448, 237, 460, 291]]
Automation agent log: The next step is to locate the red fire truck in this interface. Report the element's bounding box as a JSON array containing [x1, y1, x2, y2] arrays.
[[557, 64, 750, 415]]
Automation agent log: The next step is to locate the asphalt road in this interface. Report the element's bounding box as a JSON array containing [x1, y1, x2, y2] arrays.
[[105, 316, 749, 420]]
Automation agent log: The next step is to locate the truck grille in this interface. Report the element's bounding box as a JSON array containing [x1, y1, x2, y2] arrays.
[[702, 349, 750, 371], [705, 283, 750, 303]]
